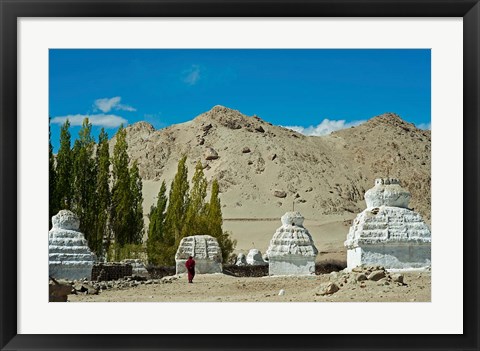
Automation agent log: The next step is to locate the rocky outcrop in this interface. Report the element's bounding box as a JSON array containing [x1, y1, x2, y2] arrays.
[[175, 235, 223, 274], [344, 179, 431, 270], [48, 210, 96, 280], [266, 212, 318, 275]]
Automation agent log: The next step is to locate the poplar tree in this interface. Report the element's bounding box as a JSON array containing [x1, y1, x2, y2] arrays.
[[110, 125, 131, 249], [56, 120, 73, 209], [128, 161, 144, 245], [207, 179, 236, 263], [95, 128, 111, 259], [182, 161, 208, 238], [147, 181, 167, 265], [72, 118, 97, 251], [49, 119, 59, 228], [162, 155, 189, 265]]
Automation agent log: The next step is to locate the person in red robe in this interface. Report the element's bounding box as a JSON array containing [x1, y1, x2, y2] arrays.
[[185, 256, 196, 283]]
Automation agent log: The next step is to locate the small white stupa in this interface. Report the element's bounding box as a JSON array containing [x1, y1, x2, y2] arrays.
[[175, 235, 223, 274], [48, 210, 96, 280], [344, 178, 431, 270], [266, 212, 318, 275], [246, 249, 268, 266]]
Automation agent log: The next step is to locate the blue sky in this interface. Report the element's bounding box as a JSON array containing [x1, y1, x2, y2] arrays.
[[49, 49, 431, 152]]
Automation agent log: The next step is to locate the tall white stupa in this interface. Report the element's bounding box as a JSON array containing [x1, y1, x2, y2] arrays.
[[344, 178, 431, 270]]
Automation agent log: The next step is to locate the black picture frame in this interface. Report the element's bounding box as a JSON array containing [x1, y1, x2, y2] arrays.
[[1, 1, 478, 350]]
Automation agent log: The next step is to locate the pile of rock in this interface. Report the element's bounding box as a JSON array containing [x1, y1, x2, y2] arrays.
[[316, 265, 406, 296]]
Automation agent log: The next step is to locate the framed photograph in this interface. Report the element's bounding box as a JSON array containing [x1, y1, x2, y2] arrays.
[[1, 0, 478, 350]]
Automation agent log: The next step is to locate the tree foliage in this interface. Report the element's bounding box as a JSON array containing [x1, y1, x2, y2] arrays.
[[56, 120, 73, 209], [147, 181, 167, 265], [207, 179, 236, 263], [94, 128, 111, 259], [129, 161, 145, 245], [110, 125, 144, 259], [162, 155, 189, 265], [72, 118, 98, 252], [182, 161, 208, 238], [49, 119, 59, 228], [148, 159, 236, 265]]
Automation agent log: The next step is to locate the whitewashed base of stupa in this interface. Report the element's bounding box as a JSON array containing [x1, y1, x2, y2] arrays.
[[347, 243, 431, 271], [268, 256, 315, 276], [49, 227, 95, 280], [49, 261, 93, 281], [176, 258, 222, 275]]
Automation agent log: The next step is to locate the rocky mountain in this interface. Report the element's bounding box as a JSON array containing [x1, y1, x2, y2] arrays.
[[109, 105, 431, 221]]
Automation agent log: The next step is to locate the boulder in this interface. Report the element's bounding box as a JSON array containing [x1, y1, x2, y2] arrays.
[[273, 190, 287, 198], [204, 147, 219, 160], [367, 270, 386, 281], [392, 273, 404, 284], [242, 147, 251, 153], [318, 282, 340, 295]]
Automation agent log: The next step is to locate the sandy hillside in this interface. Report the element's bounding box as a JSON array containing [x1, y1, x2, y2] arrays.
[[108, 106, 431, 251]]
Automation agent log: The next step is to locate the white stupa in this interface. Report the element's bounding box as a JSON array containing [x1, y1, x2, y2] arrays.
[[48, 210, 96, 280], [344, 178, 431, 270], [246, 249, 268, 266], [175, 235, 223, 274], [266, 212, 318, 275]]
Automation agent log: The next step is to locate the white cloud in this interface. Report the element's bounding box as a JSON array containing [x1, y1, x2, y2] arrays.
[[183, 65, 201, 85], [283, 118, 366, 136], [417, 122, 431, 130], [94, 96, 136, 113], [51, 114, 128, 128]]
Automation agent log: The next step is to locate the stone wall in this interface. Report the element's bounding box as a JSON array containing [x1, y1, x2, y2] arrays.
[[91, 263, 133, 281]]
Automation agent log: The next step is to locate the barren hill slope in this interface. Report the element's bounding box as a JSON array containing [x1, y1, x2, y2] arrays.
[[109, 106, 431, 222]]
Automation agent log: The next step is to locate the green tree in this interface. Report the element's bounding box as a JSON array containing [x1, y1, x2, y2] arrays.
[[94, 128, 111, 259], [72, 118, 98, 252], [128, 160, 144, 245], [182, 161, 208, 238], [110, 125, 145, 260], [49, 118, 59, 228], [56, 120, 73, 209], [207, 179, 236, 263], [162, 155, 189, 265], [110, 125, 132, 252], [147, 181, 167, 265]]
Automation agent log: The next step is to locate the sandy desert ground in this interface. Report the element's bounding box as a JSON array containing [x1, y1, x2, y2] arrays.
[[68, 270, 431, 303]]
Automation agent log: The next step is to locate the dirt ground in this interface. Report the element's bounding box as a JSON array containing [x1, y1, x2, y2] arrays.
[[68, 270, 430, 303]]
